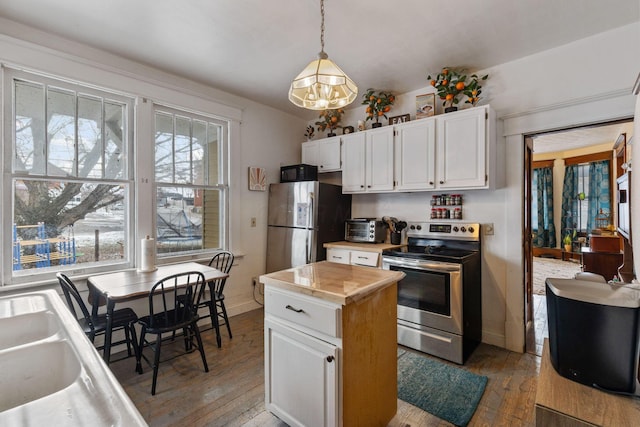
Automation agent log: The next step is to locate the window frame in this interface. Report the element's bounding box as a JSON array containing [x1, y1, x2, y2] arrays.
[[151, 103, 230, 261], [2, 68, 136, 285]]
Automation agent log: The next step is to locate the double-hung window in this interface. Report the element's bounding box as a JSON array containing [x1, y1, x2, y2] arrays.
[[3, 69, 134, 283], [154, 106, 228, 257]]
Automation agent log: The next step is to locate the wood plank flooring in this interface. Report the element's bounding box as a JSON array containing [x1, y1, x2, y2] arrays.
[[110, 308, 541, 426]]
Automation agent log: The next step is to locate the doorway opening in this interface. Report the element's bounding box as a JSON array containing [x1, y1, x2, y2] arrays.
[[524, 119, 634, 355]]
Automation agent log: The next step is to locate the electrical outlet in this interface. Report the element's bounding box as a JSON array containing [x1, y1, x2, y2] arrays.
[[251, 217, 256, 227], [485, 223, 494, 235]]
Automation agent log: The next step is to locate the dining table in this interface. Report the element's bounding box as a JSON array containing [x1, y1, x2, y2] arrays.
[[87, 262, 228, 364]]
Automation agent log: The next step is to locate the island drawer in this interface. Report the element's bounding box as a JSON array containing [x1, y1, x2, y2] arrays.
[[265, 287, 341, 338]]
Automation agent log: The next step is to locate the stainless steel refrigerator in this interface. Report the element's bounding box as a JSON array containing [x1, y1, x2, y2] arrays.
[[266, 181, 351, 273]]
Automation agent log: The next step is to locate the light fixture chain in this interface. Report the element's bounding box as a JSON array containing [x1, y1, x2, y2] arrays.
[[320, 0, 325, 53]]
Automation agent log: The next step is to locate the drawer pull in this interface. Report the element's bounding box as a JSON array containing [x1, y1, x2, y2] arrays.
[[357, 256, 368, 259], [285, 304, 305, 313], [332, 256, 343, 259], [326, 355, 335, 363]]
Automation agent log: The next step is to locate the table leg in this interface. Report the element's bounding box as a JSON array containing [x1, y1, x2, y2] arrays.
[[104, 299, 115, 364]]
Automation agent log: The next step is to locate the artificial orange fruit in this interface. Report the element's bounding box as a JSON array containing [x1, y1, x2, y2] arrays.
[[445, 94, 454, 101], [456, 82, 465, 90], [442, 80, 448, 86], [377, 111, 384, 116], [442, 68, 449, 75], [430, 80, 436, 86]]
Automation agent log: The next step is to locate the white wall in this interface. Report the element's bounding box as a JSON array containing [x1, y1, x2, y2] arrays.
[[332, 22, 640, 351], [0, 19, 307, 320]]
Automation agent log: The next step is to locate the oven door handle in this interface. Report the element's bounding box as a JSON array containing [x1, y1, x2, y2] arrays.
[[383, 257, 462, 272]]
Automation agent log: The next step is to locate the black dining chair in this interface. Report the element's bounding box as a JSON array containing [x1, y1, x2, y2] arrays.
[[56, 272, 139, 361], [200, 251, 234, 348], [136, 271, 209, 395]]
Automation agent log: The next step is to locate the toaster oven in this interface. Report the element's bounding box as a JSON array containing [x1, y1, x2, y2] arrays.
[[345, 218, 386, 243]]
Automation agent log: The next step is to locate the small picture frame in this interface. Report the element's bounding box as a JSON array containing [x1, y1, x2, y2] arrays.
[[389, 114, 410, 125], [248, 166, 266, 191], [342, 126, 354, 134], [416, 93, 436, 119]]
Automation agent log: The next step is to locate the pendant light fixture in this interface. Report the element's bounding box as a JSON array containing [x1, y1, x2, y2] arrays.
[[288, 0, 357, 110]]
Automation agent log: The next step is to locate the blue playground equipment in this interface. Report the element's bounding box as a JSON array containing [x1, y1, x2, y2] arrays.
[[12, 223, 76, 270]]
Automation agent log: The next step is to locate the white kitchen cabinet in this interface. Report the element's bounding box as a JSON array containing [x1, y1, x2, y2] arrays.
[[342, 127, 394, 193], [436, 105, 494, 189], [394, 117, 437, 191], [265, 317, 338, 427], [301, 136, 342, 172]]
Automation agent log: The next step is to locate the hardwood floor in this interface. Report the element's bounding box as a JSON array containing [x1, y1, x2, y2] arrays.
[[110, 309, 541, 426]]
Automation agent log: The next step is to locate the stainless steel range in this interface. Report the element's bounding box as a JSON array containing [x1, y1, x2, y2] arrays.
[[382, 222, 482, 364]]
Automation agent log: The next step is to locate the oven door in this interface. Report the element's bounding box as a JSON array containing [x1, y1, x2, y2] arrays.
[[382, 256, 462, 335]]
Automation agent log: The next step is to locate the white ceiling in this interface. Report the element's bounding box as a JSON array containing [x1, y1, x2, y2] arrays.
[[0, 0, 638, 119], [533, 121, 635, 154]]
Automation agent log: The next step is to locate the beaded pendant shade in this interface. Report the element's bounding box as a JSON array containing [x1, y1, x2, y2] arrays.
[[288, 0, 357, 110]]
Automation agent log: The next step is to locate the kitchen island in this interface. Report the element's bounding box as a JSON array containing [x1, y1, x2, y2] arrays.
[[260, 261, 404, 427]]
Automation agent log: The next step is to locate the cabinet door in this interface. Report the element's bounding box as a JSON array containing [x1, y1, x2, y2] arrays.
[[342, 132, 367, 193], [301, 140, 318, 166], [317, 136, 342, 172], [395, 119, 436, 191], [265, 318, 338, 427], [437, 107, 487, 189], [366, 127, 395, 192]]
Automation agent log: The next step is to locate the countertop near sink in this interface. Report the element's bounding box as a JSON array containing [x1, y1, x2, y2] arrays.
[[259, 260, 405, 305], [0, 290, 147, 426], [323, 241, 405, 253]]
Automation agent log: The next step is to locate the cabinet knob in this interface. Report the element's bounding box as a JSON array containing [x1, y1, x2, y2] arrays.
[[326, 355, 335, 363], [360, 185, 364, 188], [429, 181, 434, 185], [367, 185, 371, 188], [440, 180, 444, 184]]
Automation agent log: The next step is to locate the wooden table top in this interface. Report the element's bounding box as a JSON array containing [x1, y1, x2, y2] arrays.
[[259, 261, 404, 305], [88, 262, 228, 302]]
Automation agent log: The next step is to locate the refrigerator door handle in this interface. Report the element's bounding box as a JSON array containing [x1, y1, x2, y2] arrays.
[[306, 192, 315, 263]]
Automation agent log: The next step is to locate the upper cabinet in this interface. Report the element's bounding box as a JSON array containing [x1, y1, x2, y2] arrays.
[[394, 118, 437, 191], [301, 136, 342, 172], [437, 106, 491, 189], [342, 127, 394, 193], [303, 105, 498, 193]]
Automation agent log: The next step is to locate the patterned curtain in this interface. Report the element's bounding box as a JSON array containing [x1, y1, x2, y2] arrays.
[[561, 164, 578, 242], [533, 167, 556, 247], [587, 160, 610, 231]]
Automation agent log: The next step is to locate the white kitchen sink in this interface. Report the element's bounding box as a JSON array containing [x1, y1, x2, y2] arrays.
[[0, 290, 147, 426], [0, 341, 81, 412], [0, 311, 60, 351]]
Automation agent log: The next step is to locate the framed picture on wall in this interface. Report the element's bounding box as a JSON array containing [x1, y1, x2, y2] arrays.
[[248, 166, 266, 191], [416, 93, 436, 119]]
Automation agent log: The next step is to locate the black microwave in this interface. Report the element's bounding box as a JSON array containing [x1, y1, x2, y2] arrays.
[[280, 164, 318, 182]]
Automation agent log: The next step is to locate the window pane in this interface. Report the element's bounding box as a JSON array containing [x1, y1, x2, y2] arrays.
[[208, 122, 221, 185], [174, 116, 191, 184], [13, 179, 127, 272], [77, 95, 103, 178], [192, 120, 207, 185], [47, 88, 76, 176], [104, 101, 126, 179], [15, 81, 45, 175], [156, 186, 221, 254], [155, 112, 173, 183]]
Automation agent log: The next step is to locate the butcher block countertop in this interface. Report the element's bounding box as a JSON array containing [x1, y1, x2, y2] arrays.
[[259, 261, 405, 305], [323, 241, 405, 252]]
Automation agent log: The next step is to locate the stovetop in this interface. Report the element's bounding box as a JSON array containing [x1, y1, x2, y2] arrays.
[[382, 222, 481, 263]]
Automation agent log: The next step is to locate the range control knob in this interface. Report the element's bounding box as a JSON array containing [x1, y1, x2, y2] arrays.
[[460, 226, 466, 232], [416, 225, 422, 230], [410, 225, 415, 230], [468, 226, 475, 234], [453, 226, 459, 232]]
